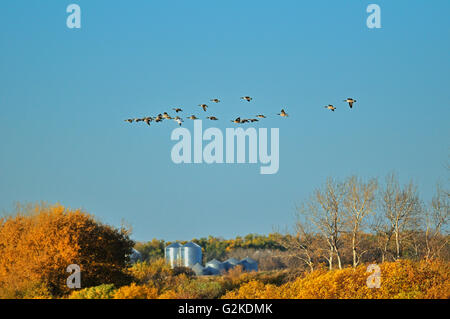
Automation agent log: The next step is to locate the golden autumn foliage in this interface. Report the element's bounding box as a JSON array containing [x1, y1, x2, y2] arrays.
[[0, 203, 134, 297], [113, 283, 159, 299], [1, 203, 448, 300], [222, 259, 450, 299]]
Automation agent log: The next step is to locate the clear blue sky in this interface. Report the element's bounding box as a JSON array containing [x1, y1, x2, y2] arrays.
[[0, 1, 449, 241]]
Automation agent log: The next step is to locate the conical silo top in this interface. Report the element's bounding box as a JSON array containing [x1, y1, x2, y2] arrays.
[[206, 259, 221, 266], [166, 242, 182, 248], [225, 258, 240, 265], [192, 263, 204, 271], [241, 257, 257, 264], [183, 242, 201, 248]]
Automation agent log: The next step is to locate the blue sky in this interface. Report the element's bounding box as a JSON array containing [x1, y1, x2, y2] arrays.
[[0, 1, 449, 241]]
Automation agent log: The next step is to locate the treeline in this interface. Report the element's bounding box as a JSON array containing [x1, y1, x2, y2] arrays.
[[276, 174, 449, 271], [134, 233, 285, 263], [135, 174, 449, 272]]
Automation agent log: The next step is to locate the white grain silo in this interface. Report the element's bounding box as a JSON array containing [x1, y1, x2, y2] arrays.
[[181, 242, 202, 268]]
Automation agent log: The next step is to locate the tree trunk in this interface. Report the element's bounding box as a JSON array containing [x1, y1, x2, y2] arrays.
[[335, 248, 342, 270], [395, 230, 400, 260], [328, 249, 333, 271], [352, 233, 357, 267]]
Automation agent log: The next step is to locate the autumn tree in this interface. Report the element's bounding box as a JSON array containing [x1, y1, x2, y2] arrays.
[[379, 174, 422, 260], [343, 176, 378, 267], [303, 178, 346, 270], [276, 213, 321, 272], [0, 203, 134, 297], [424, 184, 449, 260]]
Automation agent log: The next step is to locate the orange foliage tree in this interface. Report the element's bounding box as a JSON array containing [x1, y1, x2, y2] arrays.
[[0, 203, 134, 297]]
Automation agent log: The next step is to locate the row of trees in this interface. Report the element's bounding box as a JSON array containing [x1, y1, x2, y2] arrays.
[[278, 174, 449, 271], [134, 234, 285, 263]]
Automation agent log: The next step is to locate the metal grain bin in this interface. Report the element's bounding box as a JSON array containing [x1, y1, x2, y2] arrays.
[[204, 266, 220, 276], [129, 248, 143, 264], [165, 242, 182, 268], [205, 259, 226, 274], [192, 263, 206, 276], [239, 257, 258, 272], [181, 242, 202, 268], [223, 258, 240, 271]]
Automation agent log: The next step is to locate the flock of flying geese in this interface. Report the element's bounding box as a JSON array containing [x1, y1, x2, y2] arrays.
[[124, 96, 357, 127]]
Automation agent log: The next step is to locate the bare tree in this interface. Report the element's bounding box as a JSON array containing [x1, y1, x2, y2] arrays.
[[343, 176, 378, 267], [380, 174, 421, 260], [424, 183, 449, 260], [305, 178, 346, 270], [276, 210, 320, 272], [372, 212, 394, 262]]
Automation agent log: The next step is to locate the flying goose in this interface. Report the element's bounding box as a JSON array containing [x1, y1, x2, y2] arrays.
[[172, 108, 183, 113], [240, 119, 250, 123], [241, 96, 252, 102], [206, 116, 219, 121], [325, 105, 336, 112], [249, 119, 259, 123], [231, 117, 241, 123], [174, 116, 183, 126], [256, 114, 266, 118], [162, 112, 172, 119], [344, 98, 357, 108], [187, 115, 198, 120], [144, 117, 152, 126], [210, 99, 220, 103], [199, 104, 208, 112], [277, 109, 288, 117], [124, 119, 134, 123]]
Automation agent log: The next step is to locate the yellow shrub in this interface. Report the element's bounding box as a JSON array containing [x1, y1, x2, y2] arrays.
[[224, 260, 449, 299], [113, 283, 158, 299]]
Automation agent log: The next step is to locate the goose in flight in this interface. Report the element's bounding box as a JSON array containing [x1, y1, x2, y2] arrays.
[[174, 116, 183, 126], [249, 119, 259, 123], [155, 114, 163, 122], [240, 119, 250, 123], [277, 109, 288, 117], [231, 117, 241, 123], [206, 116, 219, 121], [241, 96, 253, 102], [187, 115, 198, 120], [172, 108, 183, 113], [344, 98, 357, 108], [135, 118, 144, 122], [124, 119, 134, 123], [325, 105, 336, 112], [210, 99, 220, 103], [144, 117, 152, 126], [199, 104, 208, 112], [162, 112, 172, 119], [256, 114, 266, 118]]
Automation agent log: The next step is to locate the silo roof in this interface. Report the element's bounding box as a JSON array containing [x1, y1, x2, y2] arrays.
[[192, 263, 204, 271], [183, 242, 201, 248], [166, 242, 182, 248], [241, 257, 257, 264], [206, 259, 221, 265], [225, 258, 240, 265]]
